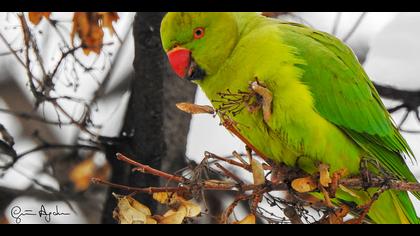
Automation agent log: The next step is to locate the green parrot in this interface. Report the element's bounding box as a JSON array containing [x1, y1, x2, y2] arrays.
[[160, 12, 420, 224]]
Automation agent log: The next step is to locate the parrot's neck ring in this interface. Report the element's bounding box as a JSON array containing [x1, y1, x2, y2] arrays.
[[186, 59, 206, 81]]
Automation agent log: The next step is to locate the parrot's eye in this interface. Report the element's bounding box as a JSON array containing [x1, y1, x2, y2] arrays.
[[193, 27, 205, 39]]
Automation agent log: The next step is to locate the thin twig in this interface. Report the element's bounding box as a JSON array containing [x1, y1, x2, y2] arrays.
[[106, 153, 420, 194], [214, 163, 244, 185], [220, 194, 252, 223], [89, 22, 134, 106], [205, 151, 251, 171], [331, 12, 342, 36], [92, 151, 420, 224], [0, 108, 73, 126], [343, 12, 367, 42], [0, 31, 26, 68], [17, 143, 101, 159], [1, 143, 101, 170], [116, 153, 188, 183], [91, 178, 188, 194], [339, 177, 420, 192]]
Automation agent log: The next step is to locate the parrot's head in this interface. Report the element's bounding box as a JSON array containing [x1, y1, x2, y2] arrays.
[[160, 12, 239, 81]]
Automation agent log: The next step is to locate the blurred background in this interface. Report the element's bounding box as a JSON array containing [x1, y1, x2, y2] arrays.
[[0, 12, 419, 224]]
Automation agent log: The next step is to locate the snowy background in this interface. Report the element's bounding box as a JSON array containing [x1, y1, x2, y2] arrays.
[[1, 12, 420, 223]]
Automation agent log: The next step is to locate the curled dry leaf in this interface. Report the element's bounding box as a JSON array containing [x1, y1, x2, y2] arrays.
[[232, 214, 256, 224], [153, 192, 201, 218], [69, 158, 95, 191], [250, 81, 273, 122], [177, 198, 201, 217], [153, 192, 178, 205], [291, 176, 318, 193], [71, 12, 104, 55], [71, 12, 119, 55], [98, 12, 120, 36], [28, 12, 51, 25], [146, 216, 158, 224], [251, 158, 265, 185], [176, 103, 215, 115], [319, 164, 332, 187], [112, 193, 152, 224], [69, 157, 111, 192], [159, 206, 188, 224]]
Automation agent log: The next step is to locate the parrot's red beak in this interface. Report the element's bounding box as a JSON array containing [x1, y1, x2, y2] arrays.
[[167, 47, 192, 79]]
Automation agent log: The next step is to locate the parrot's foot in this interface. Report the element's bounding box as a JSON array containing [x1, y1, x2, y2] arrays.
[[250, 81, 273, 123], [359, 158, 375, 190], [359, 158, 392, 190]]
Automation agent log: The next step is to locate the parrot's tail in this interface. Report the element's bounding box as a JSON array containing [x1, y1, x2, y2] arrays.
[[366, 190, 419, 224]]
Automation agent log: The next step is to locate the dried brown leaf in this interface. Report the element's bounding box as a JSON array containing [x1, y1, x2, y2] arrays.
[[28, 12, 51, 25], [112, 193, 152, 224], [146, 216, 158, 224], [98, 12, 119, 35], [159, 206, 187, 224], [176, 103, 215, 115], [153, 192, 201, 218], [232, 214, 256, 224], [69, 157, 111, 192], [71, 12, 104, 55], [177, 198, 201, 217], [69, 158, 96, 191], [291, 176, 318, 193], [153, 192, 178, 205], [319, 164, 332, 187], [251, 159, 265, 185]]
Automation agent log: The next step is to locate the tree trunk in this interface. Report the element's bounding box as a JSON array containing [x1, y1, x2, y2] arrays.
[[101, 12, 196, 224], [161, 60, 197, 175]]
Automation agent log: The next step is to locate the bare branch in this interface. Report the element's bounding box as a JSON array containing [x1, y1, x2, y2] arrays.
[[93, 151, 420, 224], [1, 142, 101, 170], [343, 12, 367, 42], [373, 83, 420, 133], [331, 12, 342, 36], [0, 108, 73, 126]]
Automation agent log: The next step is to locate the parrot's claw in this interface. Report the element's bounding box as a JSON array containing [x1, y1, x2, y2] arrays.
[[250, 81, 273, 123]]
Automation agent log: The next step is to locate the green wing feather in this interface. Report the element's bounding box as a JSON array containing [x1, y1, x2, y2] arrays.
[[276, 22, 419, 197]]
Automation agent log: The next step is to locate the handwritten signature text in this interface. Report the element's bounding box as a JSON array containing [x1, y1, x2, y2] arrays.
[[10, 205, 70, 224]]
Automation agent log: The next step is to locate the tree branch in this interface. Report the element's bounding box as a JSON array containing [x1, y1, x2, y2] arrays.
[[93, 151, 420, 224], [1, 143, 101, 170]]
